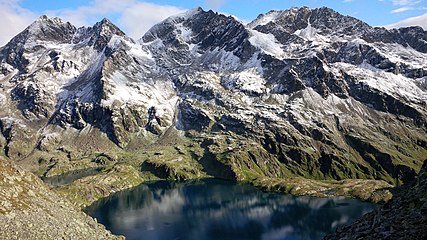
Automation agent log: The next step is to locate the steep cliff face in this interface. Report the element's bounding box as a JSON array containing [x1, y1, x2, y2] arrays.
[[0, 7, 426, 187], [325, 160, 427, 239]]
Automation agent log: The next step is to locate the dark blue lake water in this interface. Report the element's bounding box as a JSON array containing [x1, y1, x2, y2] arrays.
[[85, 179, 376, 240]]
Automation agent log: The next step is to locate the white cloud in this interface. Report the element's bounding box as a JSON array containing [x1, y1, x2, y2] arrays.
[[45, 0, 139, 27], [386, 11, 427, 29], [118, 2, 185, 39], [0, 0, 37, 46], [205, 0, 226, 10], [391, 6, 414, 12], [391, 0, 421, 6], [389, 0, 423, 13]]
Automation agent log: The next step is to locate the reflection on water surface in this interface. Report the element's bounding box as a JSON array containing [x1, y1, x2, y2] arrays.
[[86, 179, 376, 240]]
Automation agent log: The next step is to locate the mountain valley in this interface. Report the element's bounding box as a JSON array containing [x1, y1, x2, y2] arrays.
[[0, 6, 426, 239]]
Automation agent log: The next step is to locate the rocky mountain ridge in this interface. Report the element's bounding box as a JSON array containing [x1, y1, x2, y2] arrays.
[[0, 6, 426, 194]]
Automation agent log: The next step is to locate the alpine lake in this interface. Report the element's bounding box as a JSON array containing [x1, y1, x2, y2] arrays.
[[84, 179, 376, 240]]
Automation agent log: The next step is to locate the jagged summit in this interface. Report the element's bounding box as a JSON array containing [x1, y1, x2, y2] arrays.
[[23, 15, 76, 42], [159, 7, 204, 23], [36, 15, 66, 24], [0, 15, 76, 71], [71, 17, 126, 51], [248, 7, 309, 29], [141, 7, 204, 43], [248, 6, 370, 37], [142, 7, 249, 58], [172, 7, 204, 19], [0, 15, 125, 52], [0, 16, 127, 74], [3, 15, 76, 47], [93, 18, 125, 36]]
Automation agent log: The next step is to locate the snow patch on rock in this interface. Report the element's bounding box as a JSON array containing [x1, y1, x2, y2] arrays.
[[248, 30, 285, 59], [222, 68, 266, 95]]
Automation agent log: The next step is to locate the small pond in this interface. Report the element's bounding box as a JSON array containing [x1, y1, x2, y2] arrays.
[[85, 179, 376, 240], [42, 167, 103, 187]]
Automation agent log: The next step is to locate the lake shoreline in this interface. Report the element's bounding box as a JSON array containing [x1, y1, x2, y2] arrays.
[[84, 178, 378, 240]]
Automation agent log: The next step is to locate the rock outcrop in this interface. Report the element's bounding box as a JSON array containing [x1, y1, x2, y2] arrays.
[[0, 157, 121, 239], [324, 160, 427, 239]]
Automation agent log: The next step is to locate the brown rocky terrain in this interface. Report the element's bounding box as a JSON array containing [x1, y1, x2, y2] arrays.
[[324, 160, 427, 239], [0, 157, 121, 240]]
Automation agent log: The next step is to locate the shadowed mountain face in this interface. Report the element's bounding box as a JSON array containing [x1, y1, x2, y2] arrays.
[[0, 7, 426, 186]]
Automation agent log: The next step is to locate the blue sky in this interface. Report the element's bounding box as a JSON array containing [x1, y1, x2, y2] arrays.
[[1, 0, 426, 46]]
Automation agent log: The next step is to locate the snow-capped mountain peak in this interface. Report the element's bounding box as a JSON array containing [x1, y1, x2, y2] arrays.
[[249, 7, 370, 39], [1, 15, 76, 50], [71, 18, 126, 51], [36, 15, 67, 25], [0, 7, 426, 185]]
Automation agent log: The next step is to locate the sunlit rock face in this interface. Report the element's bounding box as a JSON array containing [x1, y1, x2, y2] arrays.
[[0, 157, 117, 239], [0, 7, 426, 184]]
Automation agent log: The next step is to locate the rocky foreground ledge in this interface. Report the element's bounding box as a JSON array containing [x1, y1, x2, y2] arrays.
[[0, 157, 122, 240], [325, 160, 427, 240]]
